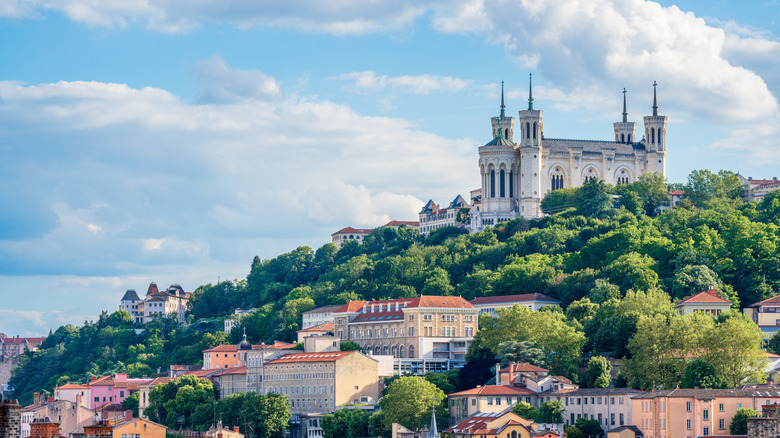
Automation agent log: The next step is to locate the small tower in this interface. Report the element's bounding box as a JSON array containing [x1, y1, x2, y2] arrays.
[[517, 73, 543, 218], [613, 88, 637, 143], [491, 81, 515, 142], [643, 81, 668, 175], [427, 398, 439, 438]]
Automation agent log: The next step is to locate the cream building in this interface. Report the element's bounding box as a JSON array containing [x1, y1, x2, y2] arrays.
[[470, 294, 561, 315], [119, 283, 191, 324], [302, 305, 342, 329], [550, 388, 644, 429], [418, 195, 470, 236], [471, 79, 667, 229], [21, 398, 95, 438], [333, 296, 479, 374], [448, 385, 537, 424], [744, 295, 780, 334], [674, 287, 732, 316]]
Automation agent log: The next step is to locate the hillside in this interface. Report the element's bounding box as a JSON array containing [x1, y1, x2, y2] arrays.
[[9, 170, 780, 404]]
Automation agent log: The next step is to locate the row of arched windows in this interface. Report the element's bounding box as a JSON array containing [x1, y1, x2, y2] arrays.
[[648, 127, 663, 146], [489, 169, 515, 198], [524, 122, 538, 140], [365, 345, 415, 358], [619, 133, 633, 143]]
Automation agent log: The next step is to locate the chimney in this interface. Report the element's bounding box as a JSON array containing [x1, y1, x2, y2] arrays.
[[125, 410, 133, 422], [495, 363, 500, 385], [34, 392, 41, 405], [47, 397, 54, 404], [234, 427, 240, 433], [707, 286, 718, 295]]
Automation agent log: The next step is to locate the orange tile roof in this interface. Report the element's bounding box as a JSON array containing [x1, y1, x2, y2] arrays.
[[676, 289, 732, 305], [746, 295, 780, 307], [297, 322, 334, 333], [182, 369, 222, 377], [265, 351, 355, 364], [500, 363, 548, 373], [334, 301, 368, 313], [448, 385, 536, 397], [56, 383, 90, 390], [409, 295, 475, 309], [213, 366, 247, 376], [670, 190, 686, 195]]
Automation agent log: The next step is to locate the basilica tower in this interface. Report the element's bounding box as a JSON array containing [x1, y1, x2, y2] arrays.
[[643, 81, 667, 175], [613, 88, 637, 143], [517, 74, 543, 218]]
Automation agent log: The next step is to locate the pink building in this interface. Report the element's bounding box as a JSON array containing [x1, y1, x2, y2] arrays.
[[88, 374, 151, 410]]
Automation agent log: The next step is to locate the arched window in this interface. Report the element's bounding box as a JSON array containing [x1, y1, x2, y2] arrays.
[[509, 171, 514, 198], [526, 122, 530, 139], [651, 127, 655, 144], [399, 346, 405, 358], [621, 133, 625, 143], [533, 122, 537, 139], [658, 128, 663, 149], [500, 170, 506, 197], [504, 128, 509, 139], [366, 347, 372, 355], [490, 170, 496, 198], [512, 432, 517, 438], [409, 346, 415, 358], [383, 346, 389, 355], [551, 167, 565, 190], [392, 345, 397, 357], [628, 133, 632, 143]]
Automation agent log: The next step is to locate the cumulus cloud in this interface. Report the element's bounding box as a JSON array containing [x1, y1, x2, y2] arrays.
[[0, 66, 474, 278], [194, 56, 282, 104], [337, 71, 472, 95]]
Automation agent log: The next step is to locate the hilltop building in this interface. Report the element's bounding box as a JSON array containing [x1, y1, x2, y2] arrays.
[[674, 287, 732, 317], [739, 174, 780, 202], [744, 294, 780, 335], [470, 78, 667, 229], [330, 221, 419, 248], [119, 283, 191, 324], [418, 195, 471, 236], [333, 295, 479, 374], [469, 294, 561, 316], [0, 335, 46, 360], [301, 305, 342, 329]]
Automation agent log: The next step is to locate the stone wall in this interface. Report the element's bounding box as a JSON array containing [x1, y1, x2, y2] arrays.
[[0, 399, 22, 438]]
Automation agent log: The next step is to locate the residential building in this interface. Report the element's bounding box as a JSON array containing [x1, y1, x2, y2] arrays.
[[419, 195, 470, 235], [497, 363, 577, 394], [254, 350, 379, 413], [670, 190, 685, 208], [631, 386, 780, 438], [202, 339, 295, 370], [447, 385, 537, 424], [330, 227, 372, 249], [744, 295, 780, 335], [110, 417, 166, 438], [212, 367, 247, 399], [443, 411, 550, 438], [606, 425, 643, 438], [53, 383, 90, 408], [302, 305, 342, 329], [118, 283, 191, 324], [0, 336, 46, 360], [674, 287, 732, 316], [223, 308, 256, 333], [136, 378, 171, 420], [21, 396, 95, 438], [470, 80, 666, 228], [88, 374, 151, 411], [167, 365, 201, 378], [738, 174, 780, 202], [469, 294, 561, 315], [204, 421, 244, 438], [384, 220, 420, 230], [550, 388, 644, 429], [29, 418, 63, 438], [296, 323, 334, 343], [333, 296, 479, 374]]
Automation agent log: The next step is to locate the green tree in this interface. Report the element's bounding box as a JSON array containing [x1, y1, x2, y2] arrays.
[[584, 356, 611, 388], [634, 172, 670, 215], [768, 331, 780, 355], [122, 391, 139, 417], [423, 370, 459, 395], [564, 426, 585, 438], [730, 407, 761, 434], [496, 341, 546, 368], [216, 392, 290, 438], [701, 315, 767, 387], [340, 341, 364, 352], [684, 169, 744, 207], [574, 418, 603, 437], [577, 179, 612, 218], [459, 348, 497, 389], [146, 375, 218, 430], [680, 359, 724, 389], [322, 409, 370, 438], [541, 187, 579, 215], [604, 252, 659, 292], [536, 400, 564, 423], [510, 401, 538, 421], [588, 279, 621, 304], [379, 376, 446, 432]]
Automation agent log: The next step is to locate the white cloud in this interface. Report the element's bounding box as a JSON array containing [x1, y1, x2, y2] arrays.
[[194, 56, 282, 104], [337, 71, 472, 95]]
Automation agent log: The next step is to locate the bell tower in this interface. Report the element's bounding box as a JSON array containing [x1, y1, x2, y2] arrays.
[[613, 88, 637, 143], [517, 73, 543, 218], [491, 82, 515, 142], [643, 81, 667, 175]]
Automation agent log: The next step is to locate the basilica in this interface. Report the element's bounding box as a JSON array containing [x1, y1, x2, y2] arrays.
[[469, 76, 667, 231]]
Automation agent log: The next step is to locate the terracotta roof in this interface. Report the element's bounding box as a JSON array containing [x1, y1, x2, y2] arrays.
[[332, 227, 373, 236], [633, 387, 780, 399], [2, 336, 45, 345], [297, 322, 334, 333], [56, 383, 90, 390], [470, 294, 560, 306], [670, 190, 685, 195], [182, 369, 222, 378], [213, 366, 246, 376], [500, 363, 548, 374], [383, 220, 420, 228], [334, 301, 369, 313], [449, 385, 536, 397], [265, 351, 356, 364], [444, 412, 531, 435], [746, 295, 780, 308], [409, 296, 476, 309], [676, 289, 732, 305], [147, 377, 172, 386], [335, 296, 475, 316], [204, 342, 291, 353]]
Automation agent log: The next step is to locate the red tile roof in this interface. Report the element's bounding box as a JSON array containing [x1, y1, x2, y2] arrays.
[[182, 369, 222, 378], [332, 227, 373, 236], [670, 190, 685, 195], [470, 294, 560, 306], [384, 220, 420, 228], [56, 383, 90, 390], [500, 363, 548, 374], [213, 366, 246, 376], [334, 296, 475, 315], [2, 336, 46, 345], [676, 288, 732, 305], [265, 351, 356, 364], [297, 322, 334, 333], [204, 341, 293, 353], [443, 412, 531, 435], [746, 295, 780, 308], [448, 385, 536, 397], [334, 301, 368, 313]]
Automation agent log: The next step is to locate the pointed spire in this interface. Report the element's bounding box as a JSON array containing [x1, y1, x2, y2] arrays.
[[652, 81, 658, 116], [428, 397, 439, 438], [528, 73, 534, 111], [622, 88, 628, 123], [500, 81, 505, 119]]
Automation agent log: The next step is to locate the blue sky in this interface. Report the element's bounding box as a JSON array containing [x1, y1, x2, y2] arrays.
[[1, 0, 779, 336]]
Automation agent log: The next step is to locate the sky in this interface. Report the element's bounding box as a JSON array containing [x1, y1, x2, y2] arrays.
[[1, 0, 779, 336]]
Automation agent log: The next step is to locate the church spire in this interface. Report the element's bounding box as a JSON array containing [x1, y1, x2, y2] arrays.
[[500, 81, 505, 119], [622, 88, 628, 123], [652, 81, 658, 116], [428, 398, 439, 438], [527, 73, 534, 111]]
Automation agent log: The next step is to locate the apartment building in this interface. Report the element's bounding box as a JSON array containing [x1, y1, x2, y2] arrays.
[[631, 386, 780, 438], [448, 385, 537, 424], [674, 287, 732, 317], [21, 395, 95, 438], [301, 305, 342, 329], [202, 337, 295, 370], [333, 296, 478, 374], [744, 295, 780, 335], [469, 294, 561, 316], [550, 388, 644, 429]]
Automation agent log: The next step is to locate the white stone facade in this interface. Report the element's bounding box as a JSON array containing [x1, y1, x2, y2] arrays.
[[471, 79, 667, 231]]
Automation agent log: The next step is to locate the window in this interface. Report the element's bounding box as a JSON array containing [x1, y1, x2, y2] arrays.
[[619, 413, 624, 425], [703, 409, 709, 420], [488, 397, 493, 405], [472, 398, 476, 406], [610, 414, 615, 426], [496, 397, 501, 405], [703, 427, 709, 435], [719, 403, 724, 412], [500, 170, 506, 197], [686, 419, 691, 430], [686, 401, 691, 412], [490, 170, 496, 198]]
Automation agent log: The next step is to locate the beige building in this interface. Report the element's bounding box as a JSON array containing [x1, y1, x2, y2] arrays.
[[212, 367, 247, 399], [418, 195, 470, 236], [674, 287, 732, 316], [137, 378, 172, 420], [296, 323, 334, 343], [551, 388, 644, 429], [119, 283, 191, 324], [498, 363, 577, 395], [631, 386, 780, 438], [21, 397, 95, 438], [470, 294, 561, 316], [333, 296, 478, 374], [448, 385, 537, 424], [331, 227, 372, 249], [302, 305, 341, 329], [744, 295, 780, 334], [111, 417, 166, 438]]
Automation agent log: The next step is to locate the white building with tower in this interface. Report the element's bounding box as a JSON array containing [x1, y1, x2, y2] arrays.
[[470, 76, 667, 230]]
